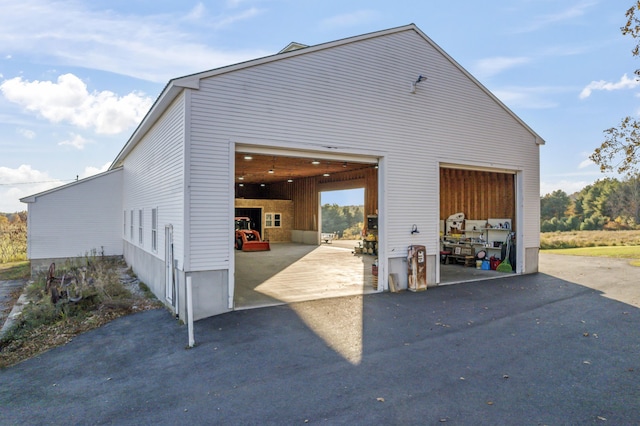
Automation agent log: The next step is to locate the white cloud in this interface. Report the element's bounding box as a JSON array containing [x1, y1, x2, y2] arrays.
[[540, 179, 590, 196], [578, 157, 595, 169], [518, 1, 596, 33], [474, 56, 531, 79], [80, 162, 111, 179], [0, 0, 268, 82], [492, 86, 559, 109], [320, 10, 380, 29], [0, 165, 64, 212], [212, 7, 262, 29], [185, 3, 207, 20], [579, 74, 640, 99], [0, 73, 153, 134], [17, 128, 36, 139], [58, 133, 91, 150]]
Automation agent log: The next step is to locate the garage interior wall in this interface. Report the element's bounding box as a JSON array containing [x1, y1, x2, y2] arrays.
[[236, 167, 378, 233], [440, 168, 515, 223], [234, 199, 294, 242]]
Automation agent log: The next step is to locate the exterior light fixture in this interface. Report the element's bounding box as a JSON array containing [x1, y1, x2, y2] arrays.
[[244, 155, 253, 160], [238, 176, 244, 180], [311, 160, 320, 165], [287, 179, 293, 183], [268, 169, 274, 174], [260, 183, 266, 187], [323, 173, 330, 177], [238, 183, 244, 187]]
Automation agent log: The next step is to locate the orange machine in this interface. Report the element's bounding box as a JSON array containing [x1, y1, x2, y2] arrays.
[[234, 217, 270, 251]]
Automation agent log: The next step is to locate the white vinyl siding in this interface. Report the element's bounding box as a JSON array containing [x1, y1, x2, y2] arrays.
[[23, 169, 123, 260], [122, 92, 185, 266], [188, 28, 540, 270], [130, 210, 134, 240]]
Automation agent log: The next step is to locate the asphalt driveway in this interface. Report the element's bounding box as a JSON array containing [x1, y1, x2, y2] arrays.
[[1, 255, 639, 425]]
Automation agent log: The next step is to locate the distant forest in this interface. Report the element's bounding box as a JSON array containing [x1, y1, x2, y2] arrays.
[[321, 204, 364, 239], [541, 175, 640, 232]]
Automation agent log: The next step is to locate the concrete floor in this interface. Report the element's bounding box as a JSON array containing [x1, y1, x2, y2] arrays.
[[234, 240, 378, 309], [440, 261, 514, 284], [234, 240, 511, 309]]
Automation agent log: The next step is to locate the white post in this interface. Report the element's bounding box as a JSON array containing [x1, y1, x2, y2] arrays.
[[186, 275, 195, 348]]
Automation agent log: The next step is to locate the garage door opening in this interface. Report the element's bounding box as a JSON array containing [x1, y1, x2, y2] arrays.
[[321, 188, 364, 242], [233, 150, 379, 310], [439, 167, 517, 284]]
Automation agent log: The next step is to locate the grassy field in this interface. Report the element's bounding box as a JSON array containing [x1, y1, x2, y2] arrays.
[[540, 230, 640, 249], [541, 230, 640, 266], [0, 261, 30, 281]]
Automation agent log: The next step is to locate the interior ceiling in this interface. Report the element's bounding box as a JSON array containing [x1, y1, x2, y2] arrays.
[[235, 153, 374, 184]]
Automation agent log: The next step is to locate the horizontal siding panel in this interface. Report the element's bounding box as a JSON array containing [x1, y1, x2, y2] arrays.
[[27, 170, 123, 259], [123, 92, 185, 268], [187, 28, 540, 270]]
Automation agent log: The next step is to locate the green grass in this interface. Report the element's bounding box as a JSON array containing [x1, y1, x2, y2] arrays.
[[542, 245, 640, 259], [0, 261, 30, 280], [543, 247, 640, 267], [540, 230, 640, 266]]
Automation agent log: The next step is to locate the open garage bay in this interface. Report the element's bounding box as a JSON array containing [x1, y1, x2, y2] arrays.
[[234, 240, 378, 309]]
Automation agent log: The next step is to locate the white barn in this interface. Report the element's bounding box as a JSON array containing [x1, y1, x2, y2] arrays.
[[22, 24, 544, 320]]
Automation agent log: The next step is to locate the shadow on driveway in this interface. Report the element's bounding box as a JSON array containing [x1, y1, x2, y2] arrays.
[[1, 267, 639, 424]]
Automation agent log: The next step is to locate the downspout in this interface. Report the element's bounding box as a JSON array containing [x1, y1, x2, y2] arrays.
[[186, 275, 195, 348]]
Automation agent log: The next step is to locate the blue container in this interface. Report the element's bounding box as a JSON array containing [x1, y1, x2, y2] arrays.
[[481, 260, 490, 270]]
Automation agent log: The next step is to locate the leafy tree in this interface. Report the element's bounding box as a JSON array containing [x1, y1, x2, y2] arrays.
[[618, 173, 640, 223], [590, 4, 640, 175], [580, 214, 608, 231], [321, 204, 364, 238], [540, 190, 570, 220]]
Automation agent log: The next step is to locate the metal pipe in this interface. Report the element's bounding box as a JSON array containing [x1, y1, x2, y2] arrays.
[[186, 275, 195, 348]]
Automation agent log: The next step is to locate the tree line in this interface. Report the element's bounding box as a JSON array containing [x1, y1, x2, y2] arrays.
[[541, 175, 640, 232], [321, 204, 364, 239]]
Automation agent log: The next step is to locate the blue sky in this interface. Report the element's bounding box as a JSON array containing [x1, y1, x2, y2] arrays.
[[0, 0, 638, 211]]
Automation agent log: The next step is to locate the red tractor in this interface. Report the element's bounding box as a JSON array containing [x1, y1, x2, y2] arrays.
[[235, 217, 270, 251]]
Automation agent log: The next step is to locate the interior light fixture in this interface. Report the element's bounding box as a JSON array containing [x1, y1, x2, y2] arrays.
[[260, 183, 266, 187], [323, 173, 330, 177], [238, 183, 244, 187], [287, 179, 293, 183]]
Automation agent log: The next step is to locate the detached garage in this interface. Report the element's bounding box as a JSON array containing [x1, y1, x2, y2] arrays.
[[22, 24, 544, 321]]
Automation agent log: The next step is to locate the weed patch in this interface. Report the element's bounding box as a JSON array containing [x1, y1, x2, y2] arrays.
[[0, 256, 161, 369]]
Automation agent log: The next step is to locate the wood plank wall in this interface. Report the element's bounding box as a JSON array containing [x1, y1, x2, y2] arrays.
[[238, 166, 378, 232], [440, 168, 514, 221]]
